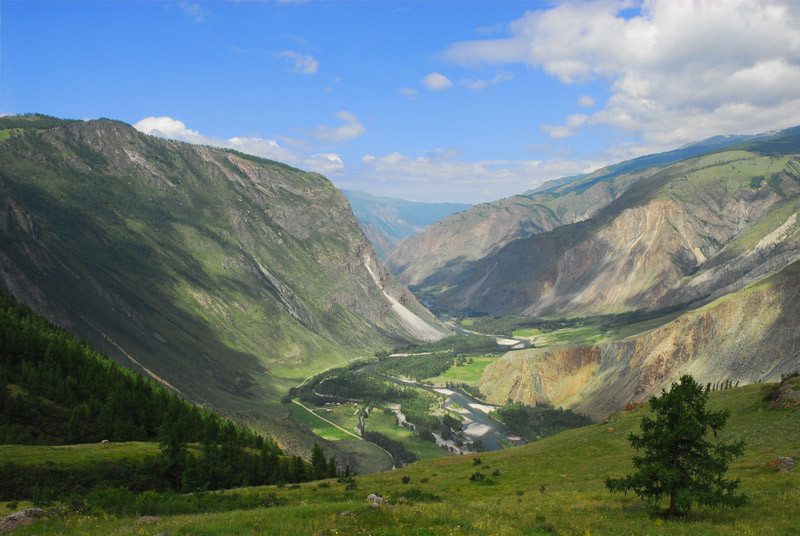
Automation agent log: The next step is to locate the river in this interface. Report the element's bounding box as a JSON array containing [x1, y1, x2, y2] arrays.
[[357, 361, 526, 451]]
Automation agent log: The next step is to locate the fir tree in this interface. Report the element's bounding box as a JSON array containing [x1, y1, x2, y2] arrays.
[[605, 375, 746, 517]]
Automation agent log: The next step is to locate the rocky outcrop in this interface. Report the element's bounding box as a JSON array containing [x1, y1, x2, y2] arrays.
[[441, 146, 800, 317], [385, 132, 762, 292], [386, 173, 642, 290], [480, 259, 800, 419]]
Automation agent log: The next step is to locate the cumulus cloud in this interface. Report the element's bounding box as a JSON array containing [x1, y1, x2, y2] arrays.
[[422, 72, 453, 91], [311, 111, 366, 143], [542, 113, 589, 139], [357, 149, 593, 203], [275, 50, 319, 74], [577, 95, 596, 107], [441, 0, 800, 149], [133, 116, 352, 177]]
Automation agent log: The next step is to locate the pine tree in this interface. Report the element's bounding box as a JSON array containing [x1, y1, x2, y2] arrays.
[[310, 443, 328, 480], [605, 375, 746, 517]]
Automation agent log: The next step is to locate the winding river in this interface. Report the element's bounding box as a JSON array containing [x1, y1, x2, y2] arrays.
[[357, 360, 526, 451]]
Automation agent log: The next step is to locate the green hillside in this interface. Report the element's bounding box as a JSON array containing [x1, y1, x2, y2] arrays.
[[0, 114, 445, 452], [6, 380, 798, 535]]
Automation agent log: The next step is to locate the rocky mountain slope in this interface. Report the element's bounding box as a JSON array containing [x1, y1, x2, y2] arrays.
[[438, 129, 800, 317], [0, 115, 447, 443], [386, 134, 762, 291], [343, 190, 470, 260], [479, 257, 800, 419]]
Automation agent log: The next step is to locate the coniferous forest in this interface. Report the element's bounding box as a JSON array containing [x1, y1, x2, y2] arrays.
[[0, 292, 338, 500]]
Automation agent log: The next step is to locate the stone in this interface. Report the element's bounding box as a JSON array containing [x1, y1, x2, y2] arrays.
[[768, 457, 795, 473], [0, 509, 50, 534], [366, 493, 386, 508]]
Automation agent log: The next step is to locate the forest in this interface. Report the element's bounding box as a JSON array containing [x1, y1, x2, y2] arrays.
[[493, 403, 594, 442], [0, 292, 336, 500]]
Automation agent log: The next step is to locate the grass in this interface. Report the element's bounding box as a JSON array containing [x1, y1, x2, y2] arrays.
[[514, 324, 607, 347], [424, 356, 501, 385], [8, 384, 799, 535], [286, 401, 356, 441], [364, 409, 451, 460], [0, 442, 161, 467]]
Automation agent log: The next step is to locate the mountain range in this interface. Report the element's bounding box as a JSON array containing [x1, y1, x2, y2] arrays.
[[2, 113, 800, 462], [0, 114, 446, 454], [342, 189, 469, 260], [383, 126, 800, 415]]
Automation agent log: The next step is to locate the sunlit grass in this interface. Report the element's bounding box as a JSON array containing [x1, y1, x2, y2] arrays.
[[11, 383, 799, 535]]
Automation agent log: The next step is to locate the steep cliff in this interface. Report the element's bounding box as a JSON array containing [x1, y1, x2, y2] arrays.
[[386, 133, 763, 291], [480, 259, 800, 419], [440, 132, 800, 317], [0, 115, 447, 437]]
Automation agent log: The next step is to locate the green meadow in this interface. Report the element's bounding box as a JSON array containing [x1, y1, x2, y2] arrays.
[[7, 382, 798, 535]]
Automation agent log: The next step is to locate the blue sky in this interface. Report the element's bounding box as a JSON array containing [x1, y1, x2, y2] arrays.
[[3, 1, 800, 203]]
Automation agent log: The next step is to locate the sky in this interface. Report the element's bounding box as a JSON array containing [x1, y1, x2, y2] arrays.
[[3, 0, 800, 204]]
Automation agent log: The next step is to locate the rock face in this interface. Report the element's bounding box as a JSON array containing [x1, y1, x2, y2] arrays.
[[386, 171, 644, 291], [0, 115, 447, 427], [386, 133, 764, 292], [439, 140, 800, 317], [479, 259, 800, 419]]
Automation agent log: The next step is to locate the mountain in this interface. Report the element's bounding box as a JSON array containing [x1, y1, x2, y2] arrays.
[[386, 132, 779, 292], [479, 257, 800, 420], [437, 127, 800, 317], [342, 190, 470, 260], [0, 114, 447, 448]]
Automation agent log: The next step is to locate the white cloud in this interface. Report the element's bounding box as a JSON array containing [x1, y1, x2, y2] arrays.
[[441, 0, 800, 149], [398, 87, 419, 99], [275, 50, 319, 74], [542, 113, 589, 139], [577, 95, 596, 107], [178, 2, 213, 23], [311, 110, 366, 143], [357, 149, 593, 203], [461, 71, 514, 90], [134, 116, 301, 166], [303, 153, 345, 175], [422, 72, 453, 91]]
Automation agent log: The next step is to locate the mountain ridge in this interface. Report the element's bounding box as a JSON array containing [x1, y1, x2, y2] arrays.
[[343, 189, 470, 260], [386, 129, 795, 293], [0, 114, 447, 448]]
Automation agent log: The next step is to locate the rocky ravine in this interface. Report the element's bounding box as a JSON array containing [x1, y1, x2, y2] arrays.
[[385, 132, 762, 292], [480, 259, 800, 420], [386, 169, 648, 291], [440, 149, 800, 317]]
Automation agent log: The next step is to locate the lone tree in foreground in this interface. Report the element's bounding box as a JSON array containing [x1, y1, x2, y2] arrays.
[[605, 375, 746, 517]]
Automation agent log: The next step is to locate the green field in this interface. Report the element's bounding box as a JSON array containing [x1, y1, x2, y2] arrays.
[[364, 409, 451, 460], [8, 382, 799, 535], [512, 324, 607, 346], [286, 401, 357, 441], [424, 356, 500, 385], [0, 442, 162, 466]]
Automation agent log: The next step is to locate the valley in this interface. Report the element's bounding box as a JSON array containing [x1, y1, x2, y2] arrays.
[[2, 115, 799, 534]]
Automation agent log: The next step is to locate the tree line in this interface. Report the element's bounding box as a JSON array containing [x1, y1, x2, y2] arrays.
[[0, 292, 338, 498]]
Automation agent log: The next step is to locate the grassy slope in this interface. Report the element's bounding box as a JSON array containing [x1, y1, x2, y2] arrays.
[[10, 383, 799, 535]]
